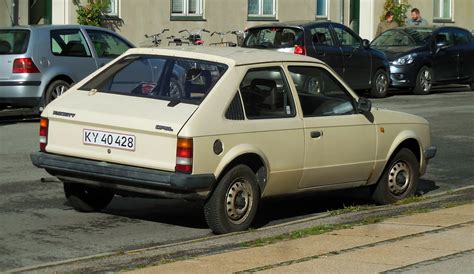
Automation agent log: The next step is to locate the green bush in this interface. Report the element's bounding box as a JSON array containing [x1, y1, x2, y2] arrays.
[[380, 0, 411, 26]]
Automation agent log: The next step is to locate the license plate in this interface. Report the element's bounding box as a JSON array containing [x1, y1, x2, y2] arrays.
[[83, 129, 135, 151]]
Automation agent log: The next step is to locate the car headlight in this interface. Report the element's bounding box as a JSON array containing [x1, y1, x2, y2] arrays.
[[391, 54, 417, 65]]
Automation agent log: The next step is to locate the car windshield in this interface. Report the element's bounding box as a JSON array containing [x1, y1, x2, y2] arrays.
[[372, 28, 433, 47], [79, 55, 228, 105], [244, 27, 304, 48], [0, 30, 30, 54]]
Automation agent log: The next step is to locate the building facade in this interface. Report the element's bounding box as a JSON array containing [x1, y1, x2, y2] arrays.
[[1, 0, 473, 44]]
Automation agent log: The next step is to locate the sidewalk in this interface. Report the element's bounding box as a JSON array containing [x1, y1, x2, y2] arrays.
[[130, 203, 474, 273]]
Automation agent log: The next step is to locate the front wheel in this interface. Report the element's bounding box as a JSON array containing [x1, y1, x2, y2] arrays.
[[413, 66, 433, 95], [204, 165, 260, 234], [370, 69, 389, 98], [64, 182, 114, 212], [371, 148, 420, 205]]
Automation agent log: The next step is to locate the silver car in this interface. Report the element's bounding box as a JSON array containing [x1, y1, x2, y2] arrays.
[[0, 25, 134, 110]]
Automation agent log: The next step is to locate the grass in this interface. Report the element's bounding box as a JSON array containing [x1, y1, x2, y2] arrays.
[[328, 204, 373, 216], [395, 195, 426, 205]]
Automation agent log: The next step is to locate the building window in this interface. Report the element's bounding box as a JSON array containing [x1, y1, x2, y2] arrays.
[[106, 0, 119, 16], [316, 0, 328, 18], [248, 0, 277, 21], [172, 0, 203, 17], [434, 0, 453, 21]]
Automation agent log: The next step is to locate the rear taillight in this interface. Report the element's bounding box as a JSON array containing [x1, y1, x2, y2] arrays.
[[39, 118, 48, 152], [294, 45, 306, 55], [12, 58, 40, 73], [175, 138, 193, 173]]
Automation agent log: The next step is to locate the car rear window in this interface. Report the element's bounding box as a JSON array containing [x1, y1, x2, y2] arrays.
[[79, 55, 228, 105], [243, 27, 304, 49], [0, 30, 29, 54]]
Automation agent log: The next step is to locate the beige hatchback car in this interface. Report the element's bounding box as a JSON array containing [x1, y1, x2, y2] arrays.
[[31, 47, 436, 234]]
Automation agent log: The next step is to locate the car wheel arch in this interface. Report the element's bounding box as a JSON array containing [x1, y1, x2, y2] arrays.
[[385, 136, 422, 172], [214, 148, 269, 197]]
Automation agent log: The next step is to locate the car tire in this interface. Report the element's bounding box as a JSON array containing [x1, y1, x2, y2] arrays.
[[45, 80, 71, 106], [413, 66, 433, 95], [64, 182, 114, 212], [204, 165, 260, 234], [371, 148, 420, 205], [370, 69, 389, 98], [470, 82, 474, 91]]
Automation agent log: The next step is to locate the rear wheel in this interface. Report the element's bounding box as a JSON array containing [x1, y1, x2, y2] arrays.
[[45, 80, 71, 106], [64, 182, 114, 212], [370, 69, 389, 98], [413, 66, 433, 95], [372, 148, 420, 205], [204, 165, 260, 234]]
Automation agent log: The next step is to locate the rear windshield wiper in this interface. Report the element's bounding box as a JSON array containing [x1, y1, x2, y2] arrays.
[[167, 98, 181, 107]]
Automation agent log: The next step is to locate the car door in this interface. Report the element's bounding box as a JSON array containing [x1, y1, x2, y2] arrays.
[[287, 65, 376, 189], [306, 24, 344, 77], [84, 29, 133, 68], [49, 28, 98, 82], [432, 28, 458, 81], [332, 25, 371, 89], [452, 28, 473, 81]]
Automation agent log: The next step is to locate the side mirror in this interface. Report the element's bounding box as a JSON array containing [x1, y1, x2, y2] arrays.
[[362, 39, 370, 49], [357, 97, 372, 113]]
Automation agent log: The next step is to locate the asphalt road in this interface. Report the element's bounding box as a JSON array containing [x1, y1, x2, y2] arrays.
[[0, 87, 473, 271]]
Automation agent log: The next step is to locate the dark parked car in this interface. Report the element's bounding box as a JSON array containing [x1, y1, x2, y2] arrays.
[[242, 21, 391, 97], [371, 26, 474, 94], [0, 25, 134, 111]]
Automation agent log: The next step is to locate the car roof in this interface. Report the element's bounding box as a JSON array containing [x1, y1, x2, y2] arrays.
[[0, 24, 114, 32], [124, 47, 324, 66], [246, 20, 335, 29]]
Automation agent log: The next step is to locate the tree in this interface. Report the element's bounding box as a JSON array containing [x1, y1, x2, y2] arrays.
[[380, 0, 411, 26], [72, 0, 123, 31]]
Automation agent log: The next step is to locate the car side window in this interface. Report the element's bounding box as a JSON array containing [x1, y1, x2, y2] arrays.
[[333, 26, 361, 47], [86, 30, 131, 58], [435, 30, 454, 47], [453, 29, 471, 46], [239, 67, 295, 119], [288, 66, 356, 117], [310, 27, 335, 47], [50, 29, 92, 57]]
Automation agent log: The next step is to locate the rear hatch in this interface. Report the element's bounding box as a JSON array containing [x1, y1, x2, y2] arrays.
[[43, 53, 228, 172], [243, 26, 304, 54], [45, 91, 197, 172], [0, 29, 30, 80]]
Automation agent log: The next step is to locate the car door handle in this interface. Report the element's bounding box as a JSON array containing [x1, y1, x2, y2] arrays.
[[311, 131, 323, 138]]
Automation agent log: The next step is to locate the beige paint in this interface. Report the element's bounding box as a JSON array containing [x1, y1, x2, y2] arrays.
[[42, 47, 433, 199]]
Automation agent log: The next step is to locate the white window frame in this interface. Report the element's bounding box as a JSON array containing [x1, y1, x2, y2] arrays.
[[171, 0, 204, 17], [433, 0, 453, 21], [248, 0, 277, 17], [316, 0, 329, 19], [106, 0, 119, 16]]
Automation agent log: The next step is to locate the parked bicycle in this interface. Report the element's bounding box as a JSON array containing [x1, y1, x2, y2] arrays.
[[144, 28, 169, 47], [178, 29, 211, 45], [209, 31, 243, 47]]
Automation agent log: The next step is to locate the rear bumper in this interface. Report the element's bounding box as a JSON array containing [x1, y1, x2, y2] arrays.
[[0, 81, 42, 107], [30, 152, 215, 200]]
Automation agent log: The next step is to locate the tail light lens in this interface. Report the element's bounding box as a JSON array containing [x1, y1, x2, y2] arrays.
[[175, 138, 193, 173], [13, 58, 40, 73], [39, 118, 48, 151], [294, 45, 306, 55]]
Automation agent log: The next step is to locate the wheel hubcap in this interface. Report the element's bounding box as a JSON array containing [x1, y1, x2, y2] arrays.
[[51, 85, 68, 100], [376, 73, 388, 94], [225, 179, 253, 224], [420, 70, 432, 92], [388, 161, 411, 195]]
